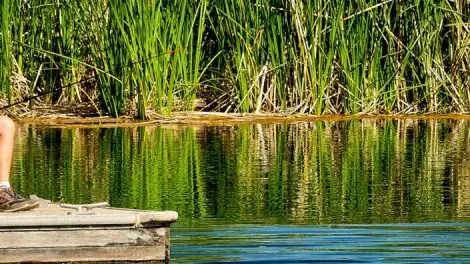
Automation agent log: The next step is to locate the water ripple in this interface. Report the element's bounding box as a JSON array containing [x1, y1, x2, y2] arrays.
[[172, 223, 470, 263]]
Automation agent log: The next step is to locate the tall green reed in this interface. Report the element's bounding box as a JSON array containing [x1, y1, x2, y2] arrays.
[[86, 0, 210, 118], [8, 0, 91, 106], [0, 0, 12, 102], [213, 0, 287, 113]]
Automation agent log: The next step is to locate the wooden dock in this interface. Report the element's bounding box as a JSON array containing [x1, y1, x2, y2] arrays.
[[0, 202, 178, 263]]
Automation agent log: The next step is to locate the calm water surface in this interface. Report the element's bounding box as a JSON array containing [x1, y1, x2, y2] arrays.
[[11, 119, 470, 263]]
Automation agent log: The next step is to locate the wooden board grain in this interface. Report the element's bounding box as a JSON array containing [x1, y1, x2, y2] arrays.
[[0, 245, 166, 263], [0, 205, 178, 227], [0, 228, 167, 248]]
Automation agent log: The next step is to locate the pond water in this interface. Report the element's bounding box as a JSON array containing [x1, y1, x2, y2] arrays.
[[11, 119, 470, 263]]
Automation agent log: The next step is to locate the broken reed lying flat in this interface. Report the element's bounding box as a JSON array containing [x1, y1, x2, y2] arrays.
[[1, 0, 469, 118]]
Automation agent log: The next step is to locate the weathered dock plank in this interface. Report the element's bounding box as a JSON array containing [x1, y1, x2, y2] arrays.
[[0, 228, 166, 248], [0, 246, 166, 263], [0, 204, 177, 263]]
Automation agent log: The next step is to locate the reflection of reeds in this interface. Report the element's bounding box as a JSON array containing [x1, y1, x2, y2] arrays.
[[450, 121, 470, 217], [458, 166, 470, 217], [11, 119, 470, 223]]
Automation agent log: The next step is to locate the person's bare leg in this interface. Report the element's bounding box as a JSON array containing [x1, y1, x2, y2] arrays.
[[0, 116, 15, 186], [0, 116, 39, 212]]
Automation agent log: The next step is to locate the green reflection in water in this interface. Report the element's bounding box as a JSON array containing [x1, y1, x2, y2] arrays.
[[11, 119, 470, 225]]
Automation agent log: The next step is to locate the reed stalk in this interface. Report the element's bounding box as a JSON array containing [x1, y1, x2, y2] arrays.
[[0, 0, 12, 102]]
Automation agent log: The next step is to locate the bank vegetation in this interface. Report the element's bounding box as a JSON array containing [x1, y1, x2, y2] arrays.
[[1, 0, 470, 119]]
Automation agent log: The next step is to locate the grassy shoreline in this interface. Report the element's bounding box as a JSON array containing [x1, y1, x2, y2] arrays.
[[14, 112, 470, 128]]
